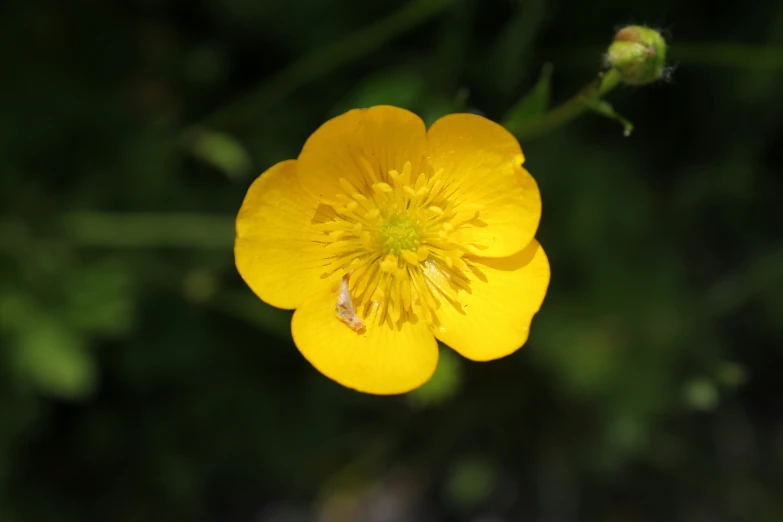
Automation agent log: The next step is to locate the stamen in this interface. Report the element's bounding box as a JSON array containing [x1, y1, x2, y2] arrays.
[[317, 161, 490, 331], [402, 250, 419, 266], [372, 182, 393, 194], [380, 255, 398, 273], [339, 178, 359, 195]]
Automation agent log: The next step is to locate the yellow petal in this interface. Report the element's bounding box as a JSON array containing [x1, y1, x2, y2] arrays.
[[235, 160, 330, 309], [433, 239, 550, 361], [291, 283, 439, 395], [427, 113, 541, 257], [297, 106, 428, 200]]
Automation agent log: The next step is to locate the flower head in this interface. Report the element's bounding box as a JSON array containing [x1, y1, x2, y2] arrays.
[[605, 25, 668, 85], [235, 106, 549, 394]]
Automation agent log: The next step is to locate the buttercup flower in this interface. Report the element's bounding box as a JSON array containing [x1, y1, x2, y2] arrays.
[[235, 106, 549, 394]]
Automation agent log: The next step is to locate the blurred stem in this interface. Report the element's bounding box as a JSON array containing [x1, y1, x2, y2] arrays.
[[1, 213, 234, 249], [505, 68, 622, 142], [60, 212, 234, 249], [196, 0, 453, 131], [672, 43, 783, 70]]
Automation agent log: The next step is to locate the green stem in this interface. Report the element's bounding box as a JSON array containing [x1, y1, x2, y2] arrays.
[[505, 68, 622, 142], [1, 213, 235, 250], [672, 43, 783, 70], [197, 0, 453, 131], [60, 212, 234, 249]]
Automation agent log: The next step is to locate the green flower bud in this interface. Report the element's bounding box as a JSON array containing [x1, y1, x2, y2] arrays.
[[605, 25, 667, 85]]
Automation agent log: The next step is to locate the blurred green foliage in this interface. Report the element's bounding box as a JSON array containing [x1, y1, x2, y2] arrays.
[[1, 0, 783, 520]]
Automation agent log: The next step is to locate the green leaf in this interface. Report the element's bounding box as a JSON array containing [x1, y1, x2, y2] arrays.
[[62, 259, 135, 336], [186, 128, 253, 181], [587, 99, 635, 137], [501, 63, 552, 127], [0, 291, 38, 332], [333, 70, 426, 114], [13, 318, 97, 400], [419, 90, 468, 127]]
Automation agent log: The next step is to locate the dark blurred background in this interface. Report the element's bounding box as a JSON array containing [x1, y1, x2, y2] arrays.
[[2, 0, 783, 520]]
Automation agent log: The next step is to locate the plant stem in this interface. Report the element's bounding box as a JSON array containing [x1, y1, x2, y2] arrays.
[[672, 43, 783, 70], [60, 212, 234, 249], [505, 68, 622, 142]]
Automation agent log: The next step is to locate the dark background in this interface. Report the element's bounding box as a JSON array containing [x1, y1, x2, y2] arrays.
[[2, 0, 782, 520]]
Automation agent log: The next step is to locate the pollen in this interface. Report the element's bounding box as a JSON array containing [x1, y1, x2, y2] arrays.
[[313, 161, 485, 330]]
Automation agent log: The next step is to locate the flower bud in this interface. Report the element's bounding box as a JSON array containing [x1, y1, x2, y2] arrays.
[[605, 25, 667, 85]]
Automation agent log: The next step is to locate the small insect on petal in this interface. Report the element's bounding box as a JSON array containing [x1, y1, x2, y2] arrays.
[[335, 273, 366, 333]]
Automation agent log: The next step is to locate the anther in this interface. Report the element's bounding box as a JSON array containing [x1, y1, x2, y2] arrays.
[[372, 182, 393, 194]]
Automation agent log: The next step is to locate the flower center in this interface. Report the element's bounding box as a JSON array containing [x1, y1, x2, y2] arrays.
[[380, 214, 420, 256], [312, 160, 488, 331]]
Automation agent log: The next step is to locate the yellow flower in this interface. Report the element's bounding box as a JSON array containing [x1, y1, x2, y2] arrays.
[[235, 106, 550, 395]]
